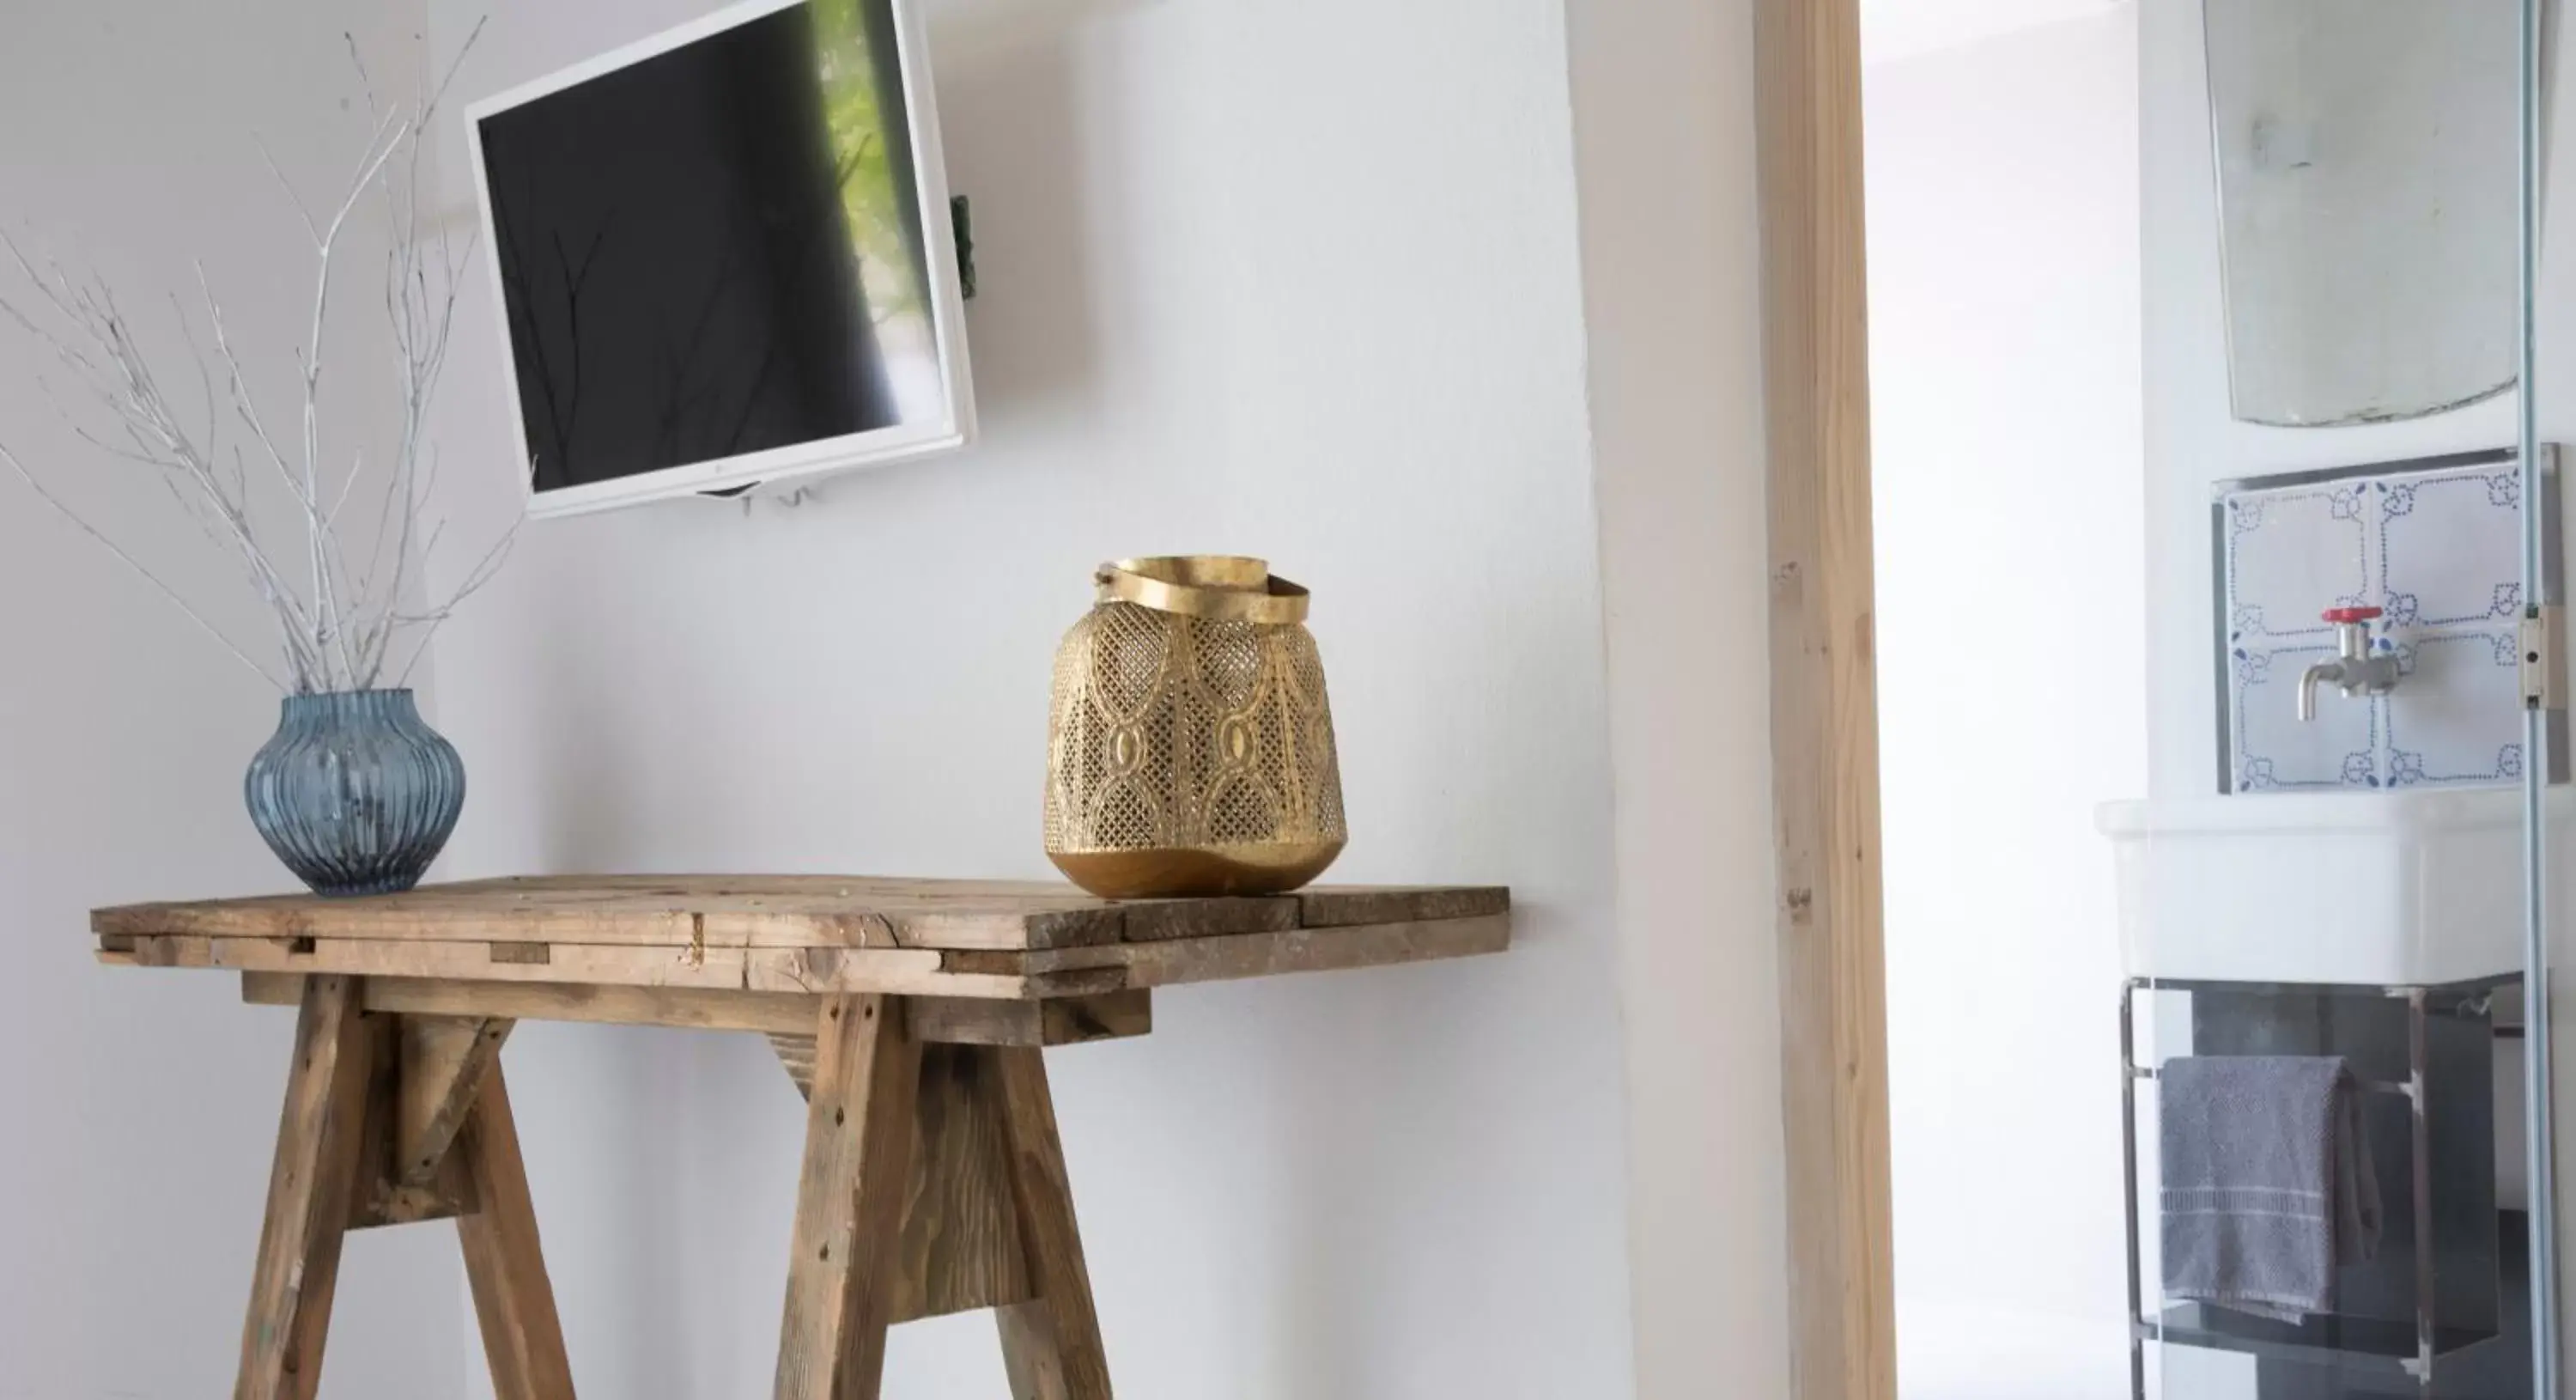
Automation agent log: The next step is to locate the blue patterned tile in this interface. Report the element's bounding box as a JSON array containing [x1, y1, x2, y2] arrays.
[[2226, 490, 2368, 645], [2382, 630, 2525, 785], [2221, 457, 2532, 793], [2233, 640, 2379, 791], [2380, 468, 2524, 627]]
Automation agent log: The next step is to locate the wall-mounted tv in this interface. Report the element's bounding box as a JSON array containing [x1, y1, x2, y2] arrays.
[[466, 0, 973, 518]]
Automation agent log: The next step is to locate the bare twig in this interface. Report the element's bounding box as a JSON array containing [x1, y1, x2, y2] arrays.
[[0, 25, 511, 697], [0, 438, 283, 690]]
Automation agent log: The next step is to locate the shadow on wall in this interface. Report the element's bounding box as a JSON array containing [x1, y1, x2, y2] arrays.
[[930, 0, 1156, 68], [503, 19, 1122, 873], [931, 13, 1105, 414], [415, 0, 1637, 1391]]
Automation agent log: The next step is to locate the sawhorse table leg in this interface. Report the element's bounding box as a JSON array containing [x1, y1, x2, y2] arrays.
[[233, 978, 1106, 1400], [458, 1063, 578, 1398], [235, 976, 573, 1399], [772, 994, 1113, 1400], [991, 1045, 1112, 1400]]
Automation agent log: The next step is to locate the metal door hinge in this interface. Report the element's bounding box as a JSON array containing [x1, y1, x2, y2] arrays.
[[2524, 605, 2565, 711]]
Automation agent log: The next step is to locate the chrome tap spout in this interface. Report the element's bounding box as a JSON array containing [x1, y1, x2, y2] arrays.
[[2295, 606, 2399, 723], [2299, 660, 2344, 722]]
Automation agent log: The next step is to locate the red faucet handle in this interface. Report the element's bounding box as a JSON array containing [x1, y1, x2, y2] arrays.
[[2322, 606, 2385, 624]]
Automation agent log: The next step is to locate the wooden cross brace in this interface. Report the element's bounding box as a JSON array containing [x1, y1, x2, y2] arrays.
[[765, 1007, 1110, 1398], [232, 976, 1113, 1400]]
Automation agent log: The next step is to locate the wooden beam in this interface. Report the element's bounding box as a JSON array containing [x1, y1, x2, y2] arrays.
[[243, 975, 1157, 1046], [774, 995, 920, 1400], [1752, 1, 1896, 1397], [1115, 896, 1301, 941], [348, 1153, 475, 1232], [397, 1016, 513, 1188], [98, 876, 1406, 951], [456, 1064, 577, 1399], [237, 975, 374, 1400], [756, 1042, 1038, 1326], [782, 994, 1158, 1052], [991, 1048, 1111, 1400], [1294, 886, 1510, 928], [1111, 915, 1508, 989], [939, 916, 1512, 988], [346, 1014, 477, 1231], [124, 934, 762, 990], [768, 1033, 819, 1098], [244, 972, 820, 1034], [124, 932, 1029, 998], [893, 1045, 1035, 1324], [1033, 991, 1151, 1045], [909, 990, 1152, 1045], [743, 946, 1027, 999]]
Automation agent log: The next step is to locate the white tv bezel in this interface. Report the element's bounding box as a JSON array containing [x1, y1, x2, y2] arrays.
[[464, 0, 976, 520]]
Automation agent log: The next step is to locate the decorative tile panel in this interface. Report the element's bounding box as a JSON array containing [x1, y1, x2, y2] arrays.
[[2219, 453, 2543, 794]]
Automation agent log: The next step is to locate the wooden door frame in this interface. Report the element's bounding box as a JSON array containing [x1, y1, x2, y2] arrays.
[[1753, 1, 1897, 1396]]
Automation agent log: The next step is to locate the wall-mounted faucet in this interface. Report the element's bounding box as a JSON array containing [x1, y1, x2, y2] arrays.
[[2298, 605, 2401, 721]]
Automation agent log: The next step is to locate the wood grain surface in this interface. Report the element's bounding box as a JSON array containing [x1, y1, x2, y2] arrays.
[[99, 880, 1510, 1002]]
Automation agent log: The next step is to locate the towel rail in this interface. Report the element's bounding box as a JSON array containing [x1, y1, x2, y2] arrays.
[[2125, 1062, 2417, 1103], [2117, 977, 2502, 1397]]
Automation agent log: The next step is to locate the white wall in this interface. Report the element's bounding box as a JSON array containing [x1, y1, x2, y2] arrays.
[[1861, 0, 2123, 66], [0, 2, 468, 1395], [1863, 10, 2145, 1398], [417, 0, 1664, 1396], [1564, 0, 1793, 1394]]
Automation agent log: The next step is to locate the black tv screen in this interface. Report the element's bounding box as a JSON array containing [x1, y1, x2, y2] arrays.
[[469, 0, 970, 514]]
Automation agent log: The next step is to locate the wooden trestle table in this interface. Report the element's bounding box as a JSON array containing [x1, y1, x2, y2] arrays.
[[88, 875, 1512, 1400]]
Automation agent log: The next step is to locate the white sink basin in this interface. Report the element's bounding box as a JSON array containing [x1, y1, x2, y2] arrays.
[[2095, 788, 2550, 986]]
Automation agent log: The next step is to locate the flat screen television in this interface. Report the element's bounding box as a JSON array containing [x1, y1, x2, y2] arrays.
[[465, 0, 973, 518]]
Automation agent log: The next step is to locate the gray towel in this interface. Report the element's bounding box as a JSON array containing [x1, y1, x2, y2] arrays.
[[2159, 1055, 2383, 1324]]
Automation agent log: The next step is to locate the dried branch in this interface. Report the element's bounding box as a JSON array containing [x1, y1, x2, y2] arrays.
[[0, 24, 510, 697], [0, 438, 283, 690]]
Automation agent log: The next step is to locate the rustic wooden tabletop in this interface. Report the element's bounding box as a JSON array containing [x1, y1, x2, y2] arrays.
[[93, 873, 1512, 1004]]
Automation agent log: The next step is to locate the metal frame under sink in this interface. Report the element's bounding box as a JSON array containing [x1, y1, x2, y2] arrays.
[[2122, 974, 2517, 1398]]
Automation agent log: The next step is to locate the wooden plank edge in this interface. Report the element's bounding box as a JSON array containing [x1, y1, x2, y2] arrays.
[[939, 910, 1517, 980], [914, 989, 1152, 1047], [107, 934, 1034, 999], [115, 907, 1517, 1003], [241, 971, 824, 1032], [742, 946, 1031, 999], [1110, 897, 1302, 943], [1041, 989, 1151, 1044], [95, 886, 1516, 949], [152, 907, 1109, 954], [1297, 886, 1511, 928], [94, 898, 912, 950], [238, 974, 1156, 1044], [1084, 914, 1511, 994]]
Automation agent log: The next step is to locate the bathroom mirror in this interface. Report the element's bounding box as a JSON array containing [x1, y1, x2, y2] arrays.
[[2205, 0, 2524, 426]]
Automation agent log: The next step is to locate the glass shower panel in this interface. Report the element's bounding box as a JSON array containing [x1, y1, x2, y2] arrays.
[[2521, 0, 2562, 1391], [2114, 3, 2555, 1398]]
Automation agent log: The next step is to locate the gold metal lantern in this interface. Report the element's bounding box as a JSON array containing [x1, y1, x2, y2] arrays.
[[1044, 557, 1347, 898]]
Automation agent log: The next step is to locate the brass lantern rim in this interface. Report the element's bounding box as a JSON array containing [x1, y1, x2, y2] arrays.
[[1095, 556, 1311, 624]]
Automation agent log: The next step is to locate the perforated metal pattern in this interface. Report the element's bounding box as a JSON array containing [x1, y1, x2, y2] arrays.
[[1045, 601, 1346, 856]]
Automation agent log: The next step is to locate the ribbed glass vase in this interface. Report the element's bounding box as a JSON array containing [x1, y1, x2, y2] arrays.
[[244, 689, 465, 898]]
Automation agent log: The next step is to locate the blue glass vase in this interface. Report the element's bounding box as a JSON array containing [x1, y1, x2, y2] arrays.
[[244, 689, 465, 898]]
